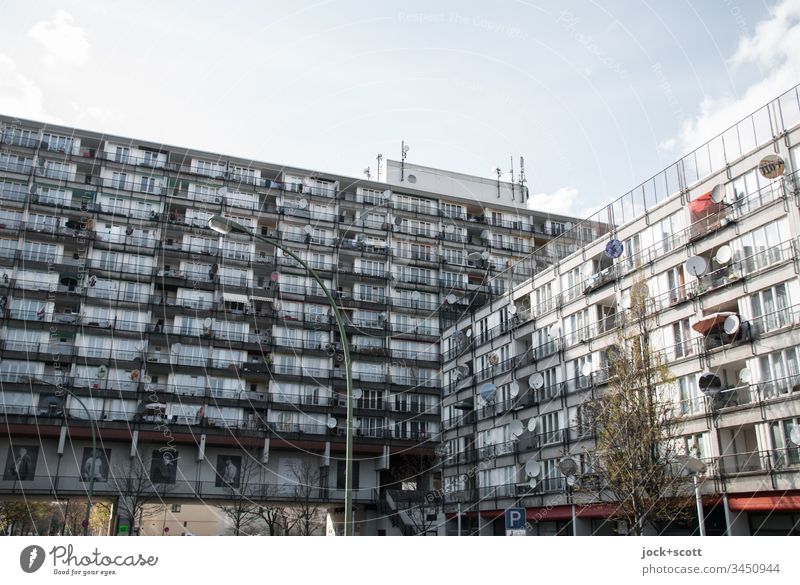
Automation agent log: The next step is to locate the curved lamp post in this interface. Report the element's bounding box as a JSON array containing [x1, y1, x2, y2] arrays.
[[35, 378, 97, 535], [207, 215, 356, 535]]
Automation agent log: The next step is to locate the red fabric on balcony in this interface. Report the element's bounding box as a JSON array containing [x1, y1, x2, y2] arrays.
[[688, 192, 720, 215], [692, 311, 735, 335]]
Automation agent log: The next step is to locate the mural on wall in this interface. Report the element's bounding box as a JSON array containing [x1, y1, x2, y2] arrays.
[[80, 448, 111, 482], [3, 446, 39, 481], [215, 455, 241, 488], [150, 449, 179, 484]]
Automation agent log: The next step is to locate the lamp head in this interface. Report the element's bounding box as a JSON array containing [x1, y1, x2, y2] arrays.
[[207, 215, 238, 235]]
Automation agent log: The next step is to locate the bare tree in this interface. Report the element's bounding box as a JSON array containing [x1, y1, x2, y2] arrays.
[[285, 460, 324, 536], [583, 278, 695, 535], [217, 455, 265, 536], [111, 457, 171, 536]]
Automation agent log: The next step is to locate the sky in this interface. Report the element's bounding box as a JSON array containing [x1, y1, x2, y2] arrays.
[[0, 0, 798, 218]]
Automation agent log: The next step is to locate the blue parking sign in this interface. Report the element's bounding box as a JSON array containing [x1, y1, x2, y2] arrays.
[[505, 507, 526, 531]]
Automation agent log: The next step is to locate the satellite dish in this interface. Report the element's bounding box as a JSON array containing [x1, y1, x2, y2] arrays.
[[548, 324, 561, 338], [790, 426, 800, 446], [528, 373, 544, 389], [445, 224, 454, 233], [509, 420, 524, 438], [528, 479, 538, 489], [217, 187, 228, 197], [525, 458, 541, 478], [510, 381, 520, 397], [566, 476, 576, 487], [738, 368, 751, 384], [303, 225, 313, 234], [393, 217, 403, 226], [581, 362, 593, 377], [758, 154, 785, 179], [685, 255, 707, 277], [326, 417, 337, 429], [467, 252, 482, 262], [203, 317, 213, 329], [135, 340, 146, 351], [604, 239, 624, 259], [558, 458, 578, 476], [411, 291, 421, 301], [723, 314, 741, 335], [508, 305, 517, 315], [171, 343, 182, 354], [698, 372, 722, 395], [457, 365, 469, 378], [479, 383, 497, 402], [488, 353, 500, 366], [465, 328, 472, 338], [298, 198, 308, 209], [679, 456, 707, 475], [96, 365, 107, 379], [446, 294, 457, 304], [565, 222, 573, 231], [481, 230, 491, 239], [481, 251, 490, 260], [352, 389, 363, 400], [715, 245, 732, 265], [352, 419, 361, 429], [710, 184, 725, 203], [527, 417, 538, 433]]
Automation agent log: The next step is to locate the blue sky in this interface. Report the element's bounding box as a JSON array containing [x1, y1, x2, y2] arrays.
[[1, 0, 798, 216]]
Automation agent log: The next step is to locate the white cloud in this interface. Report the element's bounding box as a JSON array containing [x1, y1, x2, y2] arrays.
[[28, 10, 90, 67], [678, 0, 800, 151], [527, 186, 579, 216], [0, 54, 48, 120]]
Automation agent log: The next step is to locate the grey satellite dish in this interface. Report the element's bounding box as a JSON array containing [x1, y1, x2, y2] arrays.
[[525, 458, 541, 477], [457, 365, 469, 378], [710, 183, 726, 204], [558, 458, 578, 476], [528, 373, 544, 389], [481, 251, 490, 260], [565, 222, 573, 231], [528, 478, 538, 489], [352, 419, 361, 429], [303, 225, 313, 234], [353, 389, 363, 400], [723, 314, 741, 335], [508, 305, 517, 315], [738, 368, 751, 384], [446, 294, 457, 304], [581, 362, 592, 377], [715, 245, 732, 265], [566, 476, 576, 487], [548, 324, 561, 338], [170, 343, 182, 354], [605, 239, 624, 259], [509, 420, 524, 438], [510, 381, 520, 397], [465, 328, 472, 337], [527, 417, 538, 433], [685, 256, 707, 277], [217, 186, 228, 197], [698, 372, 722, 396], [758, 154, 785, 179], [203, 317, 213, 329], [445, 224, 454, 233], [790, 426, 800, 446], [326, 417, 337, 429], [393, 216, 403, 226], [468, 252, 482, 262], [678, 455, 707, 475], [298, 198, 308, 209], [479, 383, 497, 402]]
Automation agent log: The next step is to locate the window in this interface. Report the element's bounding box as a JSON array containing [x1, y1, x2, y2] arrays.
[[681, 433, 707, 459], [769, 418, 800, 467], [111, 172, 127, 189], [336, 460, 359, 490], [171, 503, 182, 513], [659, 212, 683, 253], [672, 319, 693, 359], [758, 348, 800, 398], [540, 412, 562, 444], [139, 176, 156, 194], [677, 376, 702, 414], [750, 283, 791, 335]]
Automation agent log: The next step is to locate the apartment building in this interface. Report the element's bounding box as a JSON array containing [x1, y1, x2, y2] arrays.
[[440, 85, 800, 536], [0, 115, 579, 535]]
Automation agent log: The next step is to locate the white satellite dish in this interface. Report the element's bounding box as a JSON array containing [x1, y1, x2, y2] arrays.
[[445, 224, 454, 233], [685, 255, 707, 277], [393, 217, 403, 226], [303, 225, 313, 234], [508, 305, 517, 315], [527, 417, 538, 433], [481, 251, 490, 260], [171, 343, 183, 354], [715, 245, 732, 265], [510, 381, 520, 397], [446, 294, 457, 304], [479, 383, 497, 402], [566, 476, 576, 487], [326, 417, 337, 429], [203, 317, 213, 329], [738, 368, 751, 384], [353, 389, 363, 400], [525, 458, 541, 478], [790, 426, 800, 446], [217, 186, 228, 198], [723, 314, 741, 335], [465, 328, 472, 337], [548, 324, 561, 338], [528, 373, 544, 390], [352, 419, 361, 429], [581, 362, 593, 377], [710, 183, 725, 204], [509, 420, 524, 438], [528, 478, 538, 489], [298, 198, 308, 209], [467, 252, 482, 262]]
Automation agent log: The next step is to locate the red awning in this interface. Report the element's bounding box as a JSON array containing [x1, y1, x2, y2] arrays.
[[692, 311, 735, 335], [728, 494, 800, 512], [688, 192, 721, 215]]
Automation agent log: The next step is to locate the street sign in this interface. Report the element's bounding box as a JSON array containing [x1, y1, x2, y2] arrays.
[[505, 507, 526, 536], [117, 524, 129, 536]]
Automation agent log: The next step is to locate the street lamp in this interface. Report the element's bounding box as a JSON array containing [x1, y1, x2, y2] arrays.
[[678, 455, 707, 536], [35, 378, 98, 535], [207, 215, 356, 535]]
